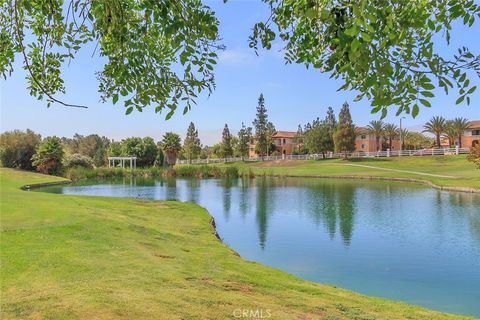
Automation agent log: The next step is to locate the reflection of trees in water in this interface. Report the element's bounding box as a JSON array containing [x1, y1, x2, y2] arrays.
[[186, 179, 200, 203], [255, 178, 270, 250], [470, 214, 480, 244], [304, 181, 355, 246], [448, 192, 480, 244], [338, 185, 355, 246], [448, 192, 479, 207], [165, 178, 177, 200], [305, 184, 337, 239], [238, 178, 252, 218], [221, 178, 234, 221], [250, 178, 358, 248]]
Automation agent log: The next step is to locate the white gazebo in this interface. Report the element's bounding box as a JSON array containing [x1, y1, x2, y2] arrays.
[[108, 156, 137, 170]]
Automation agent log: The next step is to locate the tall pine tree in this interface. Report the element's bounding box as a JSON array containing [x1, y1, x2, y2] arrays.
[[324, 106, 337, 155], [221, 123, 233, 159], [266, 122, 276, 156], [334, 102, 356, 159], [183, 122, 201, 163], [237, 122, 252, 160], [253, 94, 269, 158]]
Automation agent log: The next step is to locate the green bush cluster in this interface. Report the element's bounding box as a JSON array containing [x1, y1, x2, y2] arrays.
[[64, 165, 240, 181]]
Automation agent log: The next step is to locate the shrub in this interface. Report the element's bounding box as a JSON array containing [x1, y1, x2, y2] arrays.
[[64, 153, 94, 169], [32, 136, 64, 175], [0, 129, 41, 170], [467, 144, 480, 169]]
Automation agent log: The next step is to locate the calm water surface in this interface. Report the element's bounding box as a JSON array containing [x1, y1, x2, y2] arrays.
[[40, 177, 480, 316]]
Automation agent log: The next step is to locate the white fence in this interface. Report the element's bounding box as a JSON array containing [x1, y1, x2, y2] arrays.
[[176, 147, 470, 165]]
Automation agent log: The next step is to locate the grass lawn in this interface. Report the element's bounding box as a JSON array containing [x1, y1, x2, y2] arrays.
[[224, 155, 480, 190], [0, 168, 474, 319]]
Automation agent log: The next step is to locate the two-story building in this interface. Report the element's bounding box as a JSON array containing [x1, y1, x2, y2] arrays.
[[355, 127, 401, 152], [461, 120, 480, 148], [355, 127, 377, 152], [249, 131, 299, 157]]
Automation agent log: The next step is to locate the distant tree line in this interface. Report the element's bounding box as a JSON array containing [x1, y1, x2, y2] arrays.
[[0, 97, 474, 174]]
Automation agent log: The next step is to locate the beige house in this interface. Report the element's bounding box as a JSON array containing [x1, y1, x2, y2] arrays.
[[249, 131, 299, 157]]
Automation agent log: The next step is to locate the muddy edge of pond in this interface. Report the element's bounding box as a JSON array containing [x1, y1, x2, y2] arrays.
[[21, 180, 72, 191]]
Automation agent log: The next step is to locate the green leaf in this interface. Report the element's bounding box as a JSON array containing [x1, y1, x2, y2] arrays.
[[180, 51, 188, 65], [420, 83, 435, 90], [351, 38, 361, 52], [165, 109, 175, 120], [412, 104, 419, 118], [455, 95, 465, 104], [125, 107, 133, 115], [380, 108, 387, 119], [361, 32, 372, 43], [420, 91, 434, 97], [419, 99, 431, 107], [112, 94, 119, 104]]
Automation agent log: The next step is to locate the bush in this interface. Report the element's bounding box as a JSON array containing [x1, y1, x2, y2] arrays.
[[467, 144, 480, 169], [32, 136, 64, 175], [64, 153, 94, 169], [0, 129, 41, 170]]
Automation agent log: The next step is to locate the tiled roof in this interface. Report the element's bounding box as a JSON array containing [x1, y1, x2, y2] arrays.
[[356, 127, 369, 134], [469, 120, 480, 128], [273, 131, 297, 138]]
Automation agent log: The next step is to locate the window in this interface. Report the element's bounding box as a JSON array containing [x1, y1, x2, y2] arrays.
[[360, 134, 366, 139], [472, 129, 480, 136], [361, 144, 366, 149], [283, 138, 286, 144]]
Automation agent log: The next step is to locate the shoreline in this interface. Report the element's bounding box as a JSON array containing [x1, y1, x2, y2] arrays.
[[61, 168, 480, 194]]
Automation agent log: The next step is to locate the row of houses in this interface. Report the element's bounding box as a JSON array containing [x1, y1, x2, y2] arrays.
[[248, 120, 480, 157]]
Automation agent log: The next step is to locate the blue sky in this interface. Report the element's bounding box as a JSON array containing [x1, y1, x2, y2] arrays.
[[1, 1, 479, 145]]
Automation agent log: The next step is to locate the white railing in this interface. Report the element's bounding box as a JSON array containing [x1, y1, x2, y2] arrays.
[[176, 147, 470, 164]]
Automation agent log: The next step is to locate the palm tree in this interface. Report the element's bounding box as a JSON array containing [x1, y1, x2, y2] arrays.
[[384, 123, 399, 150], [161, 132, 182, 165], [367, 120, 385, 151], [452, 117, 471, 148], [399, 128, 409, 150], [423, 116, 446, 148], [443, 121, 457, 147]]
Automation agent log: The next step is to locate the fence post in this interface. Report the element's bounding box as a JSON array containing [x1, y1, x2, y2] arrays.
[[387, 149, 390, 157], [455, 145, 459, 155]]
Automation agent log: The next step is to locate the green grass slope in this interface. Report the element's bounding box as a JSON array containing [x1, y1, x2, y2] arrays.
[[0, 168, 472, 319], [228, 155, 480, 190]]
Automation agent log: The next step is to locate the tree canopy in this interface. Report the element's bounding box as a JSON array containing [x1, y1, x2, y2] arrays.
[[333, 102, 356, 157], [1, 0, 221, 117], [184, 122, 201, 162], [251, 0, 480, 118], [1, 1, 479, 117], [221, 123, 233, 158]]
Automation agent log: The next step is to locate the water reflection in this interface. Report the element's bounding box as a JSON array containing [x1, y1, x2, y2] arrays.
[[255, 178, 270, 249]]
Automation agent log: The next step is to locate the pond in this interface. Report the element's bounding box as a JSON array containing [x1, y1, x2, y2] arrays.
[[39, 177, 480, 317]]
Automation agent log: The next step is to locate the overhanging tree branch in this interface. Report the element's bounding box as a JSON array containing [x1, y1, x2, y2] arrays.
[[13, 0, 87, 109]]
